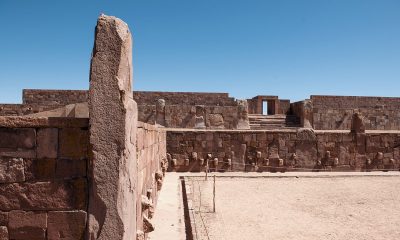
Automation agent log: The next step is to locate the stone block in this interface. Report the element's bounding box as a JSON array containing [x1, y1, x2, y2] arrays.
[[0, 128, 35, 149], [59, 128, 88, 159], [24, 158, 56, 181], [8, 210, 46, 240], [0, 128, 36, 158], [47, 211, 87, 240], [0, 179, 87, 211], [37, 128, 58, 159], [0, 212, 7, 226], [0, 226, 8, 240], [0, 158, 25, 183], [56, 159, 87, 179]]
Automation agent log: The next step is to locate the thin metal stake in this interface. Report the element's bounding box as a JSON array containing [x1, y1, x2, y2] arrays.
[[213, 175, 216, 213]]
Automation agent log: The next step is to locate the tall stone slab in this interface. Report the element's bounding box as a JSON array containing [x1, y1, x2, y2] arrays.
[[88, 14, 137, 240]]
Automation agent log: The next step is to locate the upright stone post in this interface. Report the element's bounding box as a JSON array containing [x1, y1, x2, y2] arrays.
[[88, 14, 137, 240]]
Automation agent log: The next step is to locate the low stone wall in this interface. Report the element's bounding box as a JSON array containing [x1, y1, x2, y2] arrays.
[[0, 104, 60, 116], [0, 117, 89, 240], [136, 122, 167, 238], [23, 89, 88, 106], [166, 129, 400, 172], [22, 90, 237, 107]]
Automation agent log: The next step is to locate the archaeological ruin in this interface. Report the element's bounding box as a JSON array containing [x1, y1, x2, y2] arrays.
[[0, 14, 399, 240]]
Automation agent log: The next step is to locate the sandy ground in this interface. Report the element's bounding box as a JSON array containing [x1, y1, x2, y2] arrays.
[[186, 175, 400, 240]]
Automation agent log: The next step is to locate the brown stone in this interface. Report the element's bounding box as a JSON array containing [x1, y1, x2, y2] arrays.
[[0, 128, 36, 158], [56, 158, 87, 179], [59, 128, 88, 159], [37, 128, 58, 159], [24, 158, 56, 181], [0, 158, 25, 183], [0, 212, 8, 226], [351, 112, 366, 133], [0, 128, 35, 149], [0, 179, 86, 211], [88, 14, 137, 240], [0, 117, 89, 128], [8, 211, 47, 240], [47, 211, 87, 240], [0, 226, 8, 240]]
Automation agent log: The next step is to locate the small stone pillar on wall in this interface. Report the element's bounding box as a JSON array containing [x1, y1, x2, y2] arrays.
[[87, 14, 138, 240]]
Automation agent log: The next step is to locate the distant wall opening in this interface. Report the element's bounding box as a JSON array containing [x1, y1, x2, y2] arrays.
[[262, 101, 268, 115]]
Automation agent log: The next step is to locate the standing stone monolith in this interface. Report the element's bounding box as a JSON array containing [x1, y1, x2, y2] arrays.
[[88, 14, 137, 240]]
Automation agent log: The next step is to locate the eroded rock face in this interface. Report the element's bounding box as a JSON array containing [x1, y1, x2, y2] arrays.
[[88, 14, 137, 240]]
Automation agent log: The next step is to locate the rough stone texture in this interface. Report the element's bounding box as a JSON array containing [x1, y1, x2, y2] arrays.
[[37, 128, 58, 159], [0, 128, 36, 158], [56, 158, 86, 179], [166, 130, 400, 171], [310, 95, 400, 130], [24, 158, 56, 181], [23, 89, 88, 106], [47, 211, 87, 240], [351, 112, 366, 133], [0, 180, 86, 211], [88, 14, 137, 240], [8, 211, 47, 240], [236, 100, 250, 129], [0, 212, 8, 226], [58, 128, 88, 159], [0, 226, 8, 240], [0, 158, 25, 183], [136, 122, 166, 233], [0, 117, 88, 128]]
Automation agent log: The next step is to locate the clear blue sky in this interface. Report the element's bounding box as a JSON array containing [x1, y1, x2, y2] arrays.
[[0, 0, 399, 103]]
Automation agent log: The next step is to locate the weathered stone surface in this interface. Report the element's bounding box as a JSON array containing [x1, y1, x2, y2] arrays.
[[24, 158, 56, 181], [59, 128, 88, 159], [8, 211, 46, 240], [37, 128, 58, 159], [0, 128, 36, 158], [236, 100, 250, 129], [0, 226, 8, 240], [0, 117, 89, 128], [47, 211, 87, 240], [88, 14, 137, 240], [56, 158, 87, 179], [351, 112, 366, 133], [208, 114, 224, 129], [0, 179, 86, 210], [0, 212, 8, 226], [0, 158, 25, 183], [0, 128, 35, 149]]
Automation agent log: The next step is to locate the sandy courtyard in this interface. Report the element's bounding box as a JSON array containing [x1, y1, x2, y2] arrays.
[[185, 175, 400, 240]]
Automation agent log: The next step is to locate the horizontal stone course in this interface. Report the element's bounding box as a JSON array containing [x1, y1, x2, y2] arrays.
[[0, 179, 87, 211], [47, 211, 87, 240], [8, 210, 47, 240]]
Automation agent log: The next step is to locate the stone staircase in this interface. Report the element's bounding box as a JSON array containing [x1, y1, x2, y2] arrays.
[[248, 114, 300, 129]]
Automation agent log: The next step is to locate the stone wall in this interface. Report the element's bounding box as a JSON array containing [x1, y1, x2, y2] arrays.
[[311, 95, 400, 130], [136, 122, 167, 238], [138, 104, 239, 129], [166, 129, 400, 172], [22, 90, 237, 107], [0, 117, 89, 240], [23, 89, 88, 106], [133, 91, 237, 106], [0, 104, 60, 116]]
